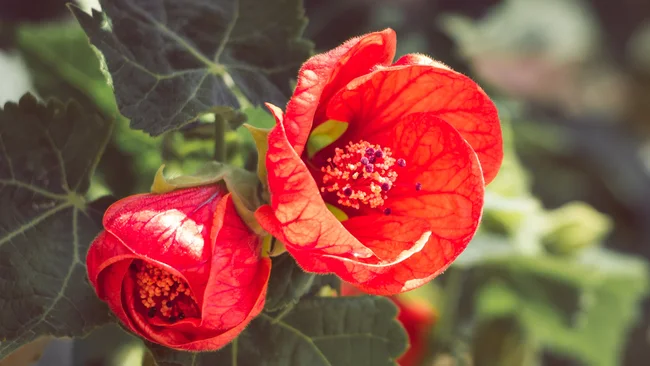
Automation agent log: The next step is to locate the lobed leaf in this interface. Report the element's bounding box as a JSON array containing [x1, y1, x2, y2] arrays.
[[150, 296, 407, 366], [0, 95, 113, 359], [71, 0, 312, 136]]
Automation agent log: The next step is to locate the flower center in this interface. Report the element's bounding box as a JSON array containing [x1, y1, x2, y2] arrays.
[[132, 261, 199, 322], [320, 140, 406, 210]]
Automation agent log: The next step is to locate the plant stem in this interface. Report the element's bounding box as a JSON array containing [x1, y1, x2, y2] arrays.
[[214, 114, 226, 162], [435, 268, 464, 344]]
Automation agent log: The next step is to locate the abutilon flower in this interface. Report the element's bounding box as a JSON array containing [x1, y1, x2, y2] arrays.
[[86, 186, 271, 351], [255, 28, 502, 295]]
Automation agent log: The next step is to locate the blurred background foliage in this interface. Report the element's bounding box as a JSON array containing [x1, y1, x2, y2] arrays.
[[1, 0, 650, 365]]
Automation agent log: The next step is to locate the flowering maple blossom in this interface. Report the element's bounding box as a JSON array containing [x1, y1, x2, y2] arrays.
[[86, 186, 271, 351], [255, 28, 502, 295]]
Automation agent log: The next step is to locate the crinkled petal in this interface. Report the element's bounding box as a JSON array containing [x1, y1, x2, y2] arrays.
[[201, 194, 271, 330], [255, 111, 375, 272], [341, 215, 431, 263], [339, 113, 484, 294], [87, 231, 135, 291], [102, 186, 223, 301], [327, 63, 502, 184], [285, 29, 396, 155]]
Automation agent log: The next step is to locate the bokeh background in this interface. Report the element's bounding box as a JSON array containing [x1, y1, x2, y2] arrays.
[[1, 0, 650, 365]]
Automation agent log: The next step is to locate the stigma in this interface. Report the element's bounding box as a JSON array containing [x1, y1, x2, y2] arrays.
[[321, 140, 404, 210], [133, 261, 198, 322]]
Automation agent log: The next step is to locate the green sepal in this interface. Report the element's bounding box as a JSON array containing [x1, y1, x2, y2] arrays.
[[243, 124, 271, 187], [151, 162, 266, 235], [306, 119, 348, 158]]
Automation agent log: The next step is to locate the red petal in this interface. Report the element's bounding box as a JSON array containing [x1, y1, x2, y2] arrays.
[[86, 230, 135, 291], [341, 215, 431, 263], [102, 186, 223, 300], [94, 258, 136, 331], [284, 29, 396, 156], [255, 114, 374, 273], [345, 114, 484, 294], [327, 63, 503, 184], [201, 194, 271, 330]]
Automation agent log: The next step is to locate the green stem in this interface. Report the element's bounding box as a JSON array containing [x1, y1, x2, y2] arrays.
[[214, 114, 226, 162], [435, 268, 464, 344]]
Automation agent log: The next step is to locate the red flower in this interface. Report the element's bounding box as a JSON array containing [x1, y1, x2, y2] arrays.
[[87, 186, 271, 351], [255, 29, 502, 295], [341, 283, 436, 366]]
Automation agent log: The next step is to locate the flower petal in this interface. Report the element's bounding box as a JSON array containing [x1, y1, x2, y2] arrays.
[[327, 63, 502, 184], [102, 186, 223, 299], [201, 194, 271, 331], [94, 259, 136, 331], [256, 113, 375, 273], [86, 231, 135, 291], [285, 29, 396, 156], [341, 215, 431, 263], [343, 113, 484, 294]]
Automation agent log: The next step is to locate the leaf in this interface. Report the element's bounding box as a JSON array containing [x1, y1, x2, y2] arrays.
[[149, 296, 408, 366], [0, 94, 113, 359], [264, 253, 315, 312], [15, 20, 118, 118], [475, 248, 649, 366], [70, 0, 312, 136]]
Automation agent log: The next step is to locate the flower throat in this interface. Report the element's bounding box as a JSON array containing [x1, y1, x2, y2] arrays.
[[321, 140, 407, 211], [132, 261, 199, 322]]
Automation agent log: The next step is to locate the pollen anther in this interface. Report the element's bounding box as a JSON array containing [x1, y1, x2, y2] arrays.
[[321, 140, 403, 210], [134, 261, 198, 322]]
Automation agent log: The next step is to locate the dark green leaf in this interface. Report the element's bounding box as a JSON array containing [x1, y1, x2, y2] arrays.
[[264, 253, 315, 311], [0, 94, 113, 359], [150, 296, 407, 366], [70, 0, 312, 135]]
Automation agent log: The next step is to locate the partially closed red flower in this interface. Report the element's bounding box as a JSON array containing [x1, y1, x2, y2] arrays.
[[256, 29, 502, 295], [87, 186, 271, 351]]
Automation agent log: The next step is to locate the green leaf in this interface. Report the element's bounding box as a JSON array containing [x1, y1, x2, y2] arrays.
[[0, 95, 113, 359], [70, 0, 312, 136], [264, 253, 315, 312], [307, 120, 348, 158], [149, 296, 407, 366], [15, 20, 118, 118], [475, 248, 649, 366]]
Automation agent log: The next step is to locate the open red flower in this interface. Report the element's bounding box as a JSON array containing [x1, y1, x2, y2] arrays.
[[87, 186, 271, 351], [255, 29, 502, 295]]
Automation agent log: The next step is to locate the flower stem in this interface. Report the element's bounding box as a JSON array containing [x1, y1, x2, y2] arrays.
[[436, 268, 464, 343], [214, 114, 226, 162]]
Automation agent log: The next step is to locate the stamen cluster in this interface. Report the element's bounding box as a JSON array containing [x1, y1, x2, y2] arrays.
[[321, 140, 404, 209], [134, 261, 197, 322]]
